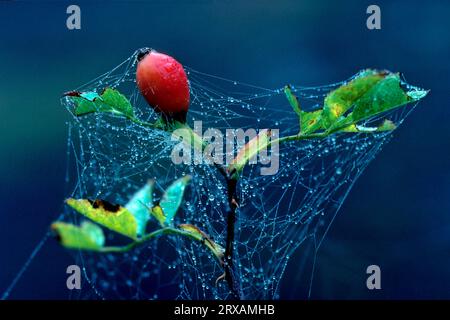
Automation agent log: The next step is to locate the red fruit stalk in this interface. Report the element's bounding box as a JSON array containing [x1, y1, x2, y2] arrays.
[[136, 48, 190, 123]]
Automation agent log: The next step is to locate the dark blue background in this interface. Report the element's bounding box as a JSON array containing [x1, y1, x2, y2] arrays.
[[0, 0, 449, 299]]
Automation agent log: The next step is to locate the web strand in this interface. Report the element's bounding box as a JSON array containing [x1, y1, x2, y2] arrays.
[[2, 50, 420, 300]]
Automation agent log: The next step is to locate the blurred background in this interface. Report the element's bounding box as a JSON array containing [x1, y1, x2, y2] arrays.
[[0, 0, 449, 299]]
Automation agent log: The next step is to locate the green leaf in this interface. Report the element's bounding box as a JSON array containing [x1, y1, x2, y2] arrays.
[[125, 180, 154, 237], [284, 85, 301, 116], [228, 129, 272, 177], [322, 71, 428, 133], [69, 88, 134, 118], [51, 221, 105, 251], [66, 198, 138, 239], [171, 121, 206, 154], [322, 70, 385, 129], [350, 73, 416, 123], [284, 85, 324, 134], [283, 71, 407, 136], [178, 224, 224, 261], [160, 175, 191, 225], [300, 109, 323, 134]]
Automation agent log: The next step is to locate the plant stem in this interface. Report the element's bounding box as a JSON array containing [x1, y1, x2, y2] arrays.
[[127, 116, 160, 130], [223, 175, 242, 299], [98, 227, 223, 265], [218, 131, 331, 299], [126, 116, 331, 299], [99, 227, 184, 253], [274, 131, 328, 145]]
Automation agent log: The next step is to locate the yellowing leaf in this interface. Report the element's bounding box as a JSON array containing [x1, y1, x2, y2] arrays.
[[300, 109, 323, 134], [179, 224, 224, 261], [322, 70, 385, 128], [66, 198, 138, 240], [51, 221, 105, 251], [151, 205, 166, 226], [228, 129, 271, 177], [350, 74, 414, 123], [321, 71, 428, 133], [376, 119, 397, 131]]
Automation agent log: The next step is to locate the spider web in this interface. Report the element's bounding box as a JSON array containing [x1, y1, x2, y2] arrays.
[[4, 49, 422, 300]]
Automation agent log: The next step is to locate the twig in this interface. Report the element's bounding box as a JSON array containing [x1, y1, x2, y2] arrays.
[[98, 227, 223, 266], [122, 115, 344, 299]]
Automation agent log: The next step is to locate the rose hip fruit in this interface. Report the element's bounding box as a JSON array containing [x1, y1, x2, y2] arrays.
[[136, 48, 190, 122]]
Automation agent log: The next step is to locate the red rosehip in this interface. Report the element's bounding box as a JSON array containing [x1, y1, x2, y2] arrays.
[[136, 49, 190, 122]]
